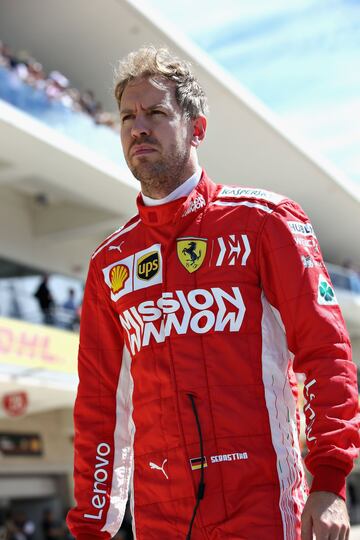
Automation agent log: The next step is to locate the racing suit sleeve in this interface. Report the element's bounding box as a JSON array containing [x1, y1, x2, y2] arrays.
[[67, 257, 133, 539], [257, 199, 359, 500]]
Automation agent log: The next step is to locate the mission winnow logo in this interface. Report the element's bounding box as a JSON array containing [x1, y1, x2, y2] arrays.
[[119, 286, 246, 354]]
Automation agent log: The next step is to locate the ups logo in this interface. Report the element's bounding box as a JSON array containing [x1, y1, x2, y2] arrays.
[[137, 251, 160, 280]]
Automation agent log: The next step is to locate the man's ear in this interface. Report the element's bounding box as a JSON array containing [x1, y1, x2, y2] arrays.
[[191, 116, 207, 147]]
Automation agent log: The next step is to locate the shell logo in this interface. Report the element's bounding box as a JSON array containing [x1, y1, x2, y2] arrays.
[[110, 264, 129, 293]]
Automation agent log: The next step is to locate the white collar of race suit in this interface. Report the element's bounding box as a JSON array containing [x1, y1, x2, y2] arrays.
[[136, 170, 217, 227]]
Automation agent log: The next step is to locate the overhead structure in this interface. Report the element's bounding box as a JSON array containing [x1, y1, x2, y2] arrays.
[[0, 0, 359, 274], [0, 0, 359, 405]]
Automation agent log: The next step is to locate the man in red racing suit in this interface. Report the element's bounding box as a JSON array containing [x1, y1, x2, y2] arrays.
[[67, 47, 359, 540]]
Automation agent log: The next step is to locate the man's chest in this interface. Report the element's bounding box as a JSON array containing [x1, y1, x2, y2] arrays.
[[98, 207, 265, 354], [104, 208, 260, 298]]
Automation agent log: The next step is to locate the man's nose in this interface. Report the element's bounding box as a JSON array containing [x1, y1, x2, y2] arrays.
[[131, 115, 151, 138]]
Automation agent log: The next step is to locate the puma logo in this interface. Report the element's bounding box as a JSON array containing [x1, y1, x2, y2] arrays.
[[149, 458, 168, 480], [109, 241, 125, 253]]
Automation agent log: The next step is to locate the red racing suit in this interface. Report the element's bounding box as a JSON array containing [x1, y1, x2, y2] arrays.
[[67, 171, 359, 540]]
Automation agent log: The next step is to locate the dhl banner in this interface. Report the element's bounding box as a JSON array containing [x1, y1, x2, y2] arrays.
[[0, 317, 79, 374]]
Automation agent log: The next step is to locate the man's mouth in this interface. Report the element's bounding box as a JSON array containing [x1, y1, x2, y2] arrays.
[[131, 145, 157, 157]]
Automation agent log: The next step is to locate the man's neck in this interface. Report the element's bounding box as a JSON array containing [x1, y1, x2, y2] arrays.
[[140, 153, 200, 200], [142, 166, 202, 207]]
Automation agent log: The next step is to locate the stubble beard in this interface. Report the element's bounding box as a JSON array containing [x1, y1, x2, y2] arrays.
[[128, 143, 191, 198]]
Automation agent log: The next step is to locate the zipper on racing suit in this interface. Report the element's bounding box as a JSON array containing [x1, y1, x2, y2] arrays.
[[186, 394, 206, 540]]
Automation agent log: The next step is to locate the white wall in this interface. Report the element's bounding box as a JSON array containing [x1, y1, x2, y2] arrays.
[[0, 186, 101, 277]]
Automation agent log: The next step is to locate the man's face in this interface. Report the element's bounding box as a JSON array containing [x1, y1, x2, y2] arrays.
[[120, 77, 195, 197]]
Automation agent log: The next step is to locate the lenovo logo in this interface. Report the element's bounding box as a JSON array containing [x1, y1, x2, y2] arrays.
[[84, 443, 111, 521]]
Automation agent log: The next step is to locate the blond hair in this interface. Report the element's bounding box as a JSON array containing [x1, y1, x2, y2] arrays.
[[114, 46, 208, 118]]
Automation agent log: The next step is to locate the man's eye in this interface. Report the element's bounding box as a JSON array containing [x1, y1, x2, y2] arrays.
[[151, 110, 164, 115], [122, 115, 133, 122]]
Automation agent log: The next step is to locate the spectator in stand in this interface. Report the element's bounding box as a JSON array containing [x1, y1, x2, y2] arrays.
[[8, 283, 21, 319], [45, 70, 70, 103], [26, 59, 46, 90], [63, 288, 76, 312], [4, 511, 21, 540], [73, 302, 82, 332], [34, 274, 54, 325], [16, 513, 35, 540], [42, 509, 65, 540], [11, 50, 33, 84], [67, 87, 82, 112], [95, 103, 117, 129], [62, 288, 77, 330], [79, 89, 98, 116], [0, 41, 13, 67], [5, 511, 35, 540]]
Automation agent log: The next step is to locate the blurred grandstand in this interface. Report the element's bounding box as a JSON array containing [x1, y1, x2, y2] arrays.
[[0, 1, 359, 538]]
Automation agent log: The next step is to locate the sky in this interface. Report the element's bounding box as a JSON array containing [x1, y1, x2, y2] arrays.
[[146, 0, 360, 186]]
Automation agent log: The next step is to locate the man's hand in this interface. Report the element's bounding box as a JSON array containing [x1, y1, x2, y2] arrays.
[[301, 491, 350, 540]]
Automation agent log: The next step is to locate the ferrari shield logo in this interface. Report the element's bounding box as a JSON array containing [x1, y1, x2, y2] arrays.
[[177, 238, 207, 273]]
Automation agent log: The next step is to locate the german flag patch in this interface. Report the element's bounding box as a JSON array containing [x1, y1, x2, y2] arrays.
[[190, 456, 207, 471]]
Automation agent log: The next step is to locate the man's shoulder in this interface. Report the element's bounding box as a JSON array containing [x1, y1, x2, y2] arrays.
[[214, 184, 288, 207], [212, 183, 308, 226], [91, 213, 141, 261]]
